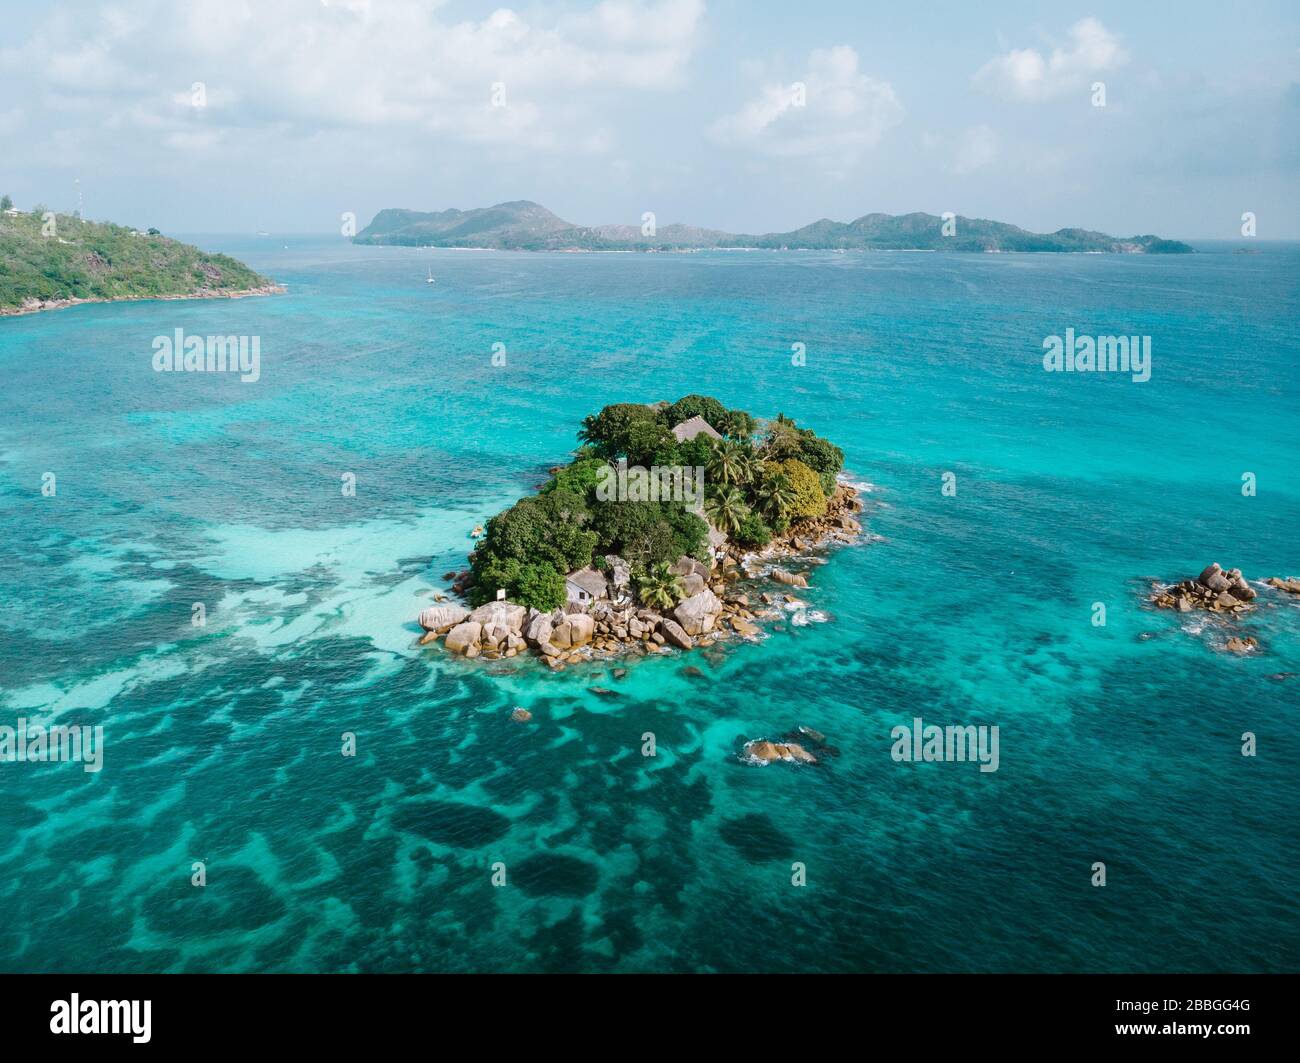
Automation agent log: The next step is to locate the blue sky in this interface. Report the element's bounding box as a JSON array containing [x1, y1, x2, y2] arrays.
[[1, 0, 1297, 237]]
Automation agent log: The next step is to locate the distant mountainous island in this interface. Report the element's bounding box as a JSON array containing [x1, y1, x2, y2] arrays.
[[0, 203, 281, 315], [354, 200, 1193, 254]]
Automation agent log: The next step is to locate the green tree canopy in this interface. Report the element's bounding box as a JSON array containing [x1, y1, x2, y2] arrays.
[[773, 458, 827, 519], [590, 499, 706, 571], [624, 419, 680, 467], [667, 394, 729, 429], [763, 415, 844, 494], [514, 561, 567, 611], [578, 403, 666, 459], [479, 492, 596, 573], [472, 556, 567, 610], [734, 509, 772, 547], [540, 455, 607, 502]]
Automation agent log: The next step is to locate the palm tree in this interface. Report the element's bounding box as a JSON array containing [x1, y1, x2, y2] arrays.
[[707, 439, 750, 487], [638, 562, 685, 609], [736, 449, 762, 486], [705, 484, 749, 536], [755, 469, 796, 523], [719, 409, 756, 442]]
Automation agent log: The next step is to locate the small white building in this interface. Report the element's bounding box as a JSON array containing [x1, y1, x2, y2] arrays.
[[564, 567, 608, 605]]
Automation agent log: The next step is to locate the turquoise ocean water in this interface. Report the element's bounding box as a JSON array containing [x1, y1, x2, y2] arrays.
[[1, 239, 1296, 972]]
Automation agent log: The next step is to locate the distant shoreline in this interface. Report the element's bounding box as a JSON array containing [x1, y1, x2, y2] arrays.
[[353, 200, 1197, 254], [358, 243, 1195, 256], [0, 283, 287, 318]]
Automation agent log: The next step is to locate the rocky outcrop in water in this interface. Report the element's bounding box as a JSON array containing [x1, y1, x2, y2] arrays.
[[444, 621, 483, 655], [551, 614, 595, 650], [659, 617, 694, 649], [770, 567, 808, 589], [742, 740, 818, 765], [420, 582, 790, 668], [417, 603, 469, 643], [1151, 563, 1258, 614], [739, 724, 839, 766], [673, 588, 723, 636]]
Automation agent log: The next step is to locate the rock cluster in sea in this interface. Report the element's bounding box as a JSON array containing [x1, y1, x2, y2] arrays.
[[742, 740, 818, 764], [1151, 562, 1258, 614], [417, 484, 863, 668], [1148, 564, 1300, 656], [740, 726, 840, 766], [419, 562, 781, 668]]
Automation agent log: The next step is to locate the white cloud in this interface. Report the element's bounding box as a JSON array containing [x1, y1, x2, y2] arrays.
[[974, 18, 1126, 102], [0, 0, 705, 156], [708, 46, 903, 168]]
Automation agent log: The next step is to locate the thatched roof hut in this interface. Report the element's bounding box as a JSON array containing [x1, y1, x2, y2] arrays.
[[671, 415, 722, 443]]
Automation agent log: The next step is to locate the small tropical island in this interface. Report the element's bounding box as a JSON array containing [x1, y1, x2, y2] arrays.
[[0, 197, 282, 315], [416, 395, 864, 669]]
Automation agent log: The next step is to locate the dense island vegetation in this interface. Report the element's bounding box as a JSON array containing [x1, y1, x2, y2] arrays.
[[0, 201, 276, 312], [467, 395, 845, 612], [355, 200, 1193, 253]]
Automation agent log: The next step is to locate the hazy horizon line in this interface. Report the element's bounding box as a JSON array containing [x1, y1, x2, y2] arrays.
[[171, 230, 1297, 245]]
